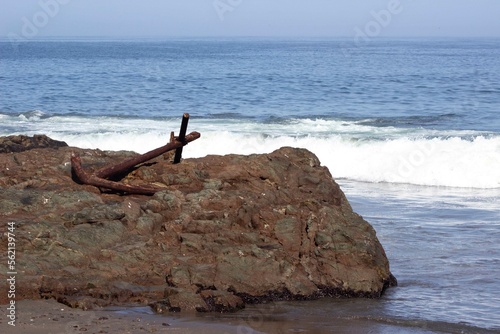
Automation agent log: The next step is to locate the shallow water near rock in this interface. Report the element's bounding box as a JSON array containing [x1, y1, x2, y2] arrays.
[[336, 180, 500, 332], [107, 298, 495, 334]]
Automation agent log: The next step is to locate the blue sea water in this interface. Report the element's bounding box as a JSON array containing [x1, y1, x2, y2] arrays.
[[1, 38, 500, 333]]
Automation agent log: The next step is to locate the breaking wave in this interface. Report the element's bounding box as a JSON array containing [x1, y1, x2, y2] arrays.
[[2, 113, 499, 189]]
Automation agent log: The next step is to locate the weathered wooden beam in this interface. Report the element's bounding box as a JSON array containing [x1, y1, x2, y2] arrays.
[[95, 131, 200, 179], [173, 113, 190, 164]]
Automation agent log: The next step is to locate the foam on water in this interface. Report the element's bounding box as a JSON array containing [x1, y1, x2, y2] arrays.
[[2, 113, 499, 189]]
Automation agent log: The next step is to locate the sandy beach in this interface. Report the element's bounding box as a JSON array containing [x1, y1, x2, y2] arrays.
[[0, 299, 254, 334], [1, 298, 415, 334]]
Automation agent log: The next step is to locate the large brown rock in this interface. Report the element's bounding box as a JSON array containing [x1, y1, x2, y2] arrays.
[[0, 135, 396, 312], [0, 134, 67, 153]]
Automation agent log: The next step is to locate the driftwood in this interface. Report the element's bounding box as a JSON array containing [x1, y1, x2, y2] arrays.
[[71, 114, 200, 195]]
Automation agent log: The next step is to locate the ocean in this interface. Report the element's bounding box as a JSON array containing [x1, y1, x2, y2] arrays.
[[1, 38, 499, 333]]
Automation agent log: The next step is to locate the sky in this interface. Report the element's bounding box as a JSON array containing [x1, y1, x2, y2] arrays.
[[1, 0, 500, 39]]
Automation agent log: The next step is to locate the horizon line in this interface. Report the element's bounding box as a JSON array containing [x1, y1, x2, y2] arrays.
[[2, 34, 500, 41]]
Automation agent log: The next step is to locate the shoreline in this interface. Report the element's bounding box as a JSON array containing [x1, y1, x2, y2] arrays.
[[0, 299, 378, 334], [0, 299, 412, 334], [0, 299, 259, 334], [4, 298, 493, 334]]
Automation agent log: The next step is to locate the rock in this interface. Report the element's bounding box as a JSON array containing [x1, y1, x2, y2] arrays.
[[0, 134, 68, 153], [0, 135, 396, 312]]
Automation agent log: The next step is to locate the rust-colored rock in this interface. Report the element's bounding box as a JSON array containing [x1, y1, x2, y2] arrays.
[[0, 135, 396, 312], [0, 134, 67, 153]]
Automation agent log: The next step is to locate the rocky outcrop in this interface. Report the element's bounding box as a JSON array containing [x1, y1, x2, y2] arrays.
[[0, 134, 67, 153], [0, 135, 396, 312]]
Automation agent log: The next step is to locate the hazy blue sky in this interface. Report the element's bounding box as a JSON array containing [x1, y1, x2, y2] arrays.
[[2, 0, 500, 39]]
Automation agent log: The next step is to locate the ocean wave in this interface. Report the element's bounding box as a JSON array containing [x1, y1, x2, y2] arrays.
[[42, 132, 500, 189], [185, 132, 500, 189], [1, 114, 499, 189], [18, 110, 47, 121], [355, 113, 462, 128]]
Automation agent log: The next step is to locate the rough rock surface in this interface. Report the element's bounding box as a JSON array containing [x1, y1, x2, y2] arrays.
[[0, 135, 396, 312], [0, 134, 68, 153]]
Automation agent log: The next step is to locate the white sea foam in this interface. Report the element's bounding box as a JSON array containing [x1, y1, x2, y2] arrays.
[[2, 115, 499, 189], [183, 132, 500, 189], [17, 110, 46, 121]]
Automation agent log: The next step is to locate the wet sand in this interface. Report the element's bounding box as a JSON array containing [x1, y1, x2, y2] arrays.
[[0, 298, 433, 334], [0, 299, 257, 334]]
